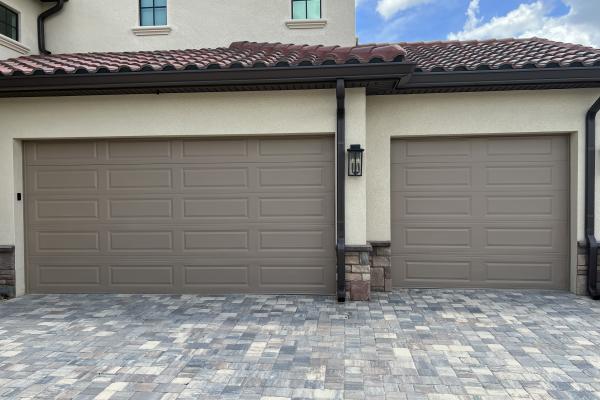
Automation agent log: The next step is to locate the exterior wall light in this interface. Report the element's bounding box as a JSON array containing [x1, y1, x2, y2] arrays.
[[347, 144, 364, 177]]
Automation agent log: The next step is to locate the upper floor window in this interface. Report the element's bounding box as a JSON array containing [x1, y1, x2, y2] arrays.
[[0, 3, 18, 41], [292, 0, 321, 20], [140, 0, 167, 26]]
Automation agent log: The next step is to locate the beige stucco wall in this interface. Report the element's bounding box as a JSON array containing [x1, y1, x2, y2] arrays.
[[0, 0, 40, 59], [43, 0, 356, 54], [0, 88, 374, 295]]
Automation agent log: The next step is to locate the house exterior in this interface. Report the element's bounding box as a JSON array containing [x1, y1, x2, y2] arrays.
[[0, 0, 599, 301]]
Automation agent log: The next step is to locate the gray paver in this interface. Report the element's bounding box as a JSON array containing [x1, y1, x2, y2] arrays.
[[1, 289, 600, 399]]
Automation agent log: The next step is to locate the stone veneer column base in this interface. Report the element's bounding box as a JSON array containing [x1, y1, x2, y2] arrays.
[[0, 245, 15, 298], [369, 241, 392, 292], [345, 244, 372, 301]]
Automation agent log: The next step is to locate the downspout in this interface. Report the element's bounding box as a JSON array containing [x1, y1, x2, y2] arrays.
[[586, 95, 600, 299], [38, 0, 66, 55], [336, 79, 346, 302]]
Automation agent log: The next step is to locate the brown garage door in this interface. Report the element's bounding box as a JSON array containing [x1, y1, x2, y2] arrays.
[[25, 137, 335, 294], [391, 135, 569, 290]]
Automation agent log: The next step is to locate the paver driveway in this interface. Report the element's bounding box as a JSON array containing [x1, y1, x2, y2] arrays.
[[1, 290, 600, 400]]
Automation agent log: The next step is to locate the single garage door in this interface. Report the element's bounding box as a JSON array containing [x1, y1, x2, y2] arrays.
[[25, 136, 335, 294], [391, 135, 569, 290]]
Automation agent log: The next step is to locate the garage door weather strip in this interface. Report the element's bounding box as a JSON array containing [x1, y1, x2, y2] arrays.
[[336, 79, 346, 302], [586, 95, 600, 299]]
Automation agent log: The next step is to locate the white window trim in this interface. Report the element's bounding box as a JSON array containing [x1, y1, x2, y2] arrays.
[[0, 33, 29, 55], [131, 26, 172, 36], [285, 19, 327, 29]]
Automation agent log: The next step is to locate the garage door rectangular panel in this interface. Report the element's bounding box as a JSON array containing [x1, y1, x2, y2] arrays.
[[108, 140, 172, 160], [485, 262, 553, 282], [260, 229, 326, 250], [108, 169, 173, 189], [183, 168, 248, 189], [182, 139, 249, 158], [392, 136, 569, 290], [403, 227, 471, 248], [109, 199, 173, 219], [25, 137, 334, 294], [404, 260, 471, 281], [35, 200, 100, 220], [391, 140, 473, 163], [485, 136, 567, 161], [184, 231, 249, 251], [393, 255, 566, 289], [30, 141, 99, 163], [398, 196, 472, 218], [486, 137, 552, 157], [109, 231, 173, 251], [109, 266, 174, 286], [36, 232, 100, 252], [486, 195, 560, 218], [184, 265, 250, 286], [37, 265, 101, 285], [260, 197, 326, 218], [404, 166, 471, 187], [259, 167, 325, 188], [183, 198, 249, 218], [34, 169, 99, 190]]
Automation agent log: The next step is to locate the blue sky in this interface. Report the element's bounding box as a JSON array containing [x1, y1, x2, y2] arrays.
[[356, 0, 600, 47]]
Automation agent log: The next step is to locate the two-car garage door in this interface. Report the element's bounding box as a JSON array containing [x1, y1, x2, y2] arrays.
[[391, 135, 569, 290], [25, 136, 335, 294]]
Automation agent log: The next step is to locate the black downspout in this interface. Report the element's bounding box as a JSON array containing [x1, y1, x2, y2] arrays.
[[38, 0, 66, 55], [336, 79, 346, 302], [586, 95, 600, 299]]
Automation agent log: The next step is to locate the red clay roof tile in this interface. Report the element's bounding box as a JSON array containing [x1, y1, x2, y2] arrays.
[[398, 38, 600, 72], [0, 38, 599, 77]]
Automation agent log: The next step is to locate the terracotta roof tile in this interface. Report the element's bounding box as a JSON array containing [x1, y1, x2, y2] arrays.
[[398, 37, 600, 72], [0, 41, 406, 77], [0, 38, 599, 77]]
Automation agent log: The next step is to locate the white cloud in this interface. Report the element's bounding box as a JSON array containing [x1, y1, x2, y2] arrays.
[[448, 0, 600, 48], [376, 0, 434, 19]]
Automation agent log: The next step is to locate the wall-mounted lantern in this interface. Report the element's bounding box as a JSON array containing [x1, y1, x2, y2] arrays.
[[347, 144, 364, 177]]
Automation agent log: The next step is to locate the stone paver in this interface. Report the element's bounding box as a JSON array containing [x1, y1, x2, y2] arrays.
[[1, 290, 600, 399]]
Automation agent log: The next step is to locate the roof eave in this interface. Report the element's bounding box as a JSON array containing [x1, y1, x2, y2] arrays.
[[391, 67, 600, 94], [0, 63, 416, 98]]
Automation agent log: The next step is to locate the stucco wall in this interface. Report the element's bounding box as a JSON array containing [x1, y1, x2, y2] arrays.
[[0, 0, 40, 59], [0, 88, 375, 295], [43, 0, 356, 54]]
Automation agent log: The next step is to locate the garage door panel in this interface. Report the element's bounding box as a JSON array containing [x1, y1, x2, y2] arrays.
[[31, 168, 99, 191], [484, 162, 568, 190], [393, 254, 567, 289], [393, 191, 567, 221], [34, 199, 100, 221], [28, 140, 99, 163], [25, 137, 335, 294], [392, 136, 569, 290], [391, 140, 473, 163], [484, 136, 568, 161], [108, 140, 173, 160], [109, 265, 175, 286], [393, 222, 567, 255]]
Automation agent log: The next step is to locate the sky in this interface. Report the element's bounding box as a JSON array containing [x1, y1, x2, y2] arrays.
[[356, 0, 600, 48]]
